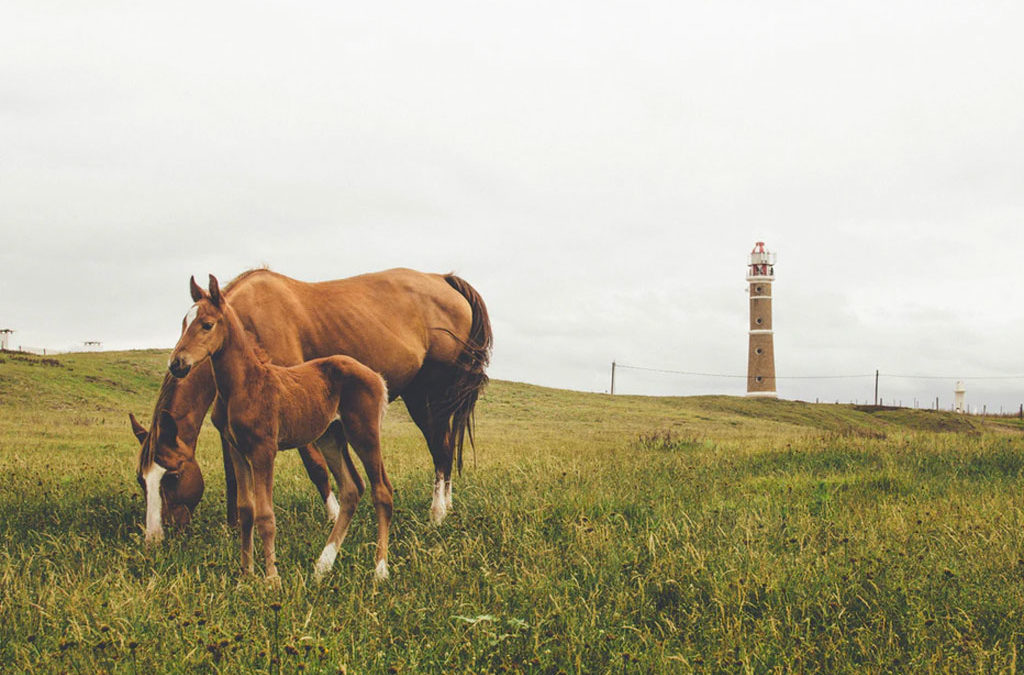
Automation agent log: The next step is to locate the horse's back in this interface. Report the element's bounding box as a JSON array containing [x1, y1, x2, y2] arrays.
[[225, 269, 474, 394]]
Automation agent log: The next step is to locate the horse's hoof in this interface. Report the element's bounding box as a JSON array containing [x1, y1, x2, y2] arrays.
[[374, 559, 389, 581]]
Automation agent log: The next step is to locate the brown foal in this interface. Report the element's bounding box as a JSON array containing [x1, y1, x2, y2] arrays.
[[168, 275, 392, 581]]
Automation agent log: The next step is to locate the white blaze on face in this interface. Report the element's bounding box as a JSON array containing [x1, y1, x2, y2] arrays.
[[184, 304, 199, 331], [143, 463, 167, 543]]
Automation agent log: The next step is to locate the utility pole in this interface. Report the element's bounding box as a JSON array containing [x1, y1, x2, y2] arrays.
[[610, 361, 616, 395], [874, 370, 879, 406]]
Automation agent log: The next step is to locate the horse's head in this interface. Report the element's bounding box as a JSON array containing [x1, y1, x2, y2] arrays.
[[168, 275, 228, 378], [131, 410, 205, 543]]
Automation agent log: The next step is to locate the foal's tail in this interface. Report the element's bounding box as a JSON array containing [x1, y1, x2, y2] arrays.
[[443, 274, 493, 473]]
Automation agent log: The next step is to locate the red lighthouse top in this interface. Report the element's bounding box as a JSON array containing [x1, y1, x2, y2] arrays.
[[747, 241, 776, 279]]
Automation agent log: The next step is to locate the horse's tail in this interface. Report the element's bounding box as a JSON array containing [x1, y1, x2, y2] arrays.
[[443, 274, 493, 473]]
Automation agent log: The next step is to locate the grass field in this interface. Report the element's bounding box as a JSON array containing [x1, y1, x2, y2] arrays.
[[2, 349, 1024, 673]]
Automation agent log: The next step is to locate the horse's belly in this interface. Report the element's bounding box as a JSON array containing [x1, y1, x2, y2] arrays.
[[276, 405, 335, 450]]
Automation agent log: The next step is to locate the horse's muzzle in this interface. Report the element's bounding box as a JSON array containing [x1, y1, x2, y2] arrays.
[[168, 357, 192, 378]]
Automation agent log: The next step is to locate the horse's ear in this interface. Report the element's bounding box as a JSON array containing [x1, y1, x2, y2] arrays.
[[157, 410, 179, 446], [129, 412, 148, 443], [208, 275, 222, 307], [189, 276, 204, 303]]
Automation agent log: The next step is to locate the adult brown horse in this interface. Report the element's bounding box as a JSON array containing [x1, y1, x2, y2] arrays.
[[169, 275, 392, 581], [133, 267, 492, 544]]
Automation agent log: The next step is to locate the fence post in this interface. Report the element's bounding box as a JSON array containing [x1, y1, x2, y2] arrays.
[[610, 361, 616, 395]]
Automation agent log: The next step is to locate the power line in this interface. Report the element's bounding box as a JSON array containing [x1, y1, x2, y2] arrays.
[[614, 363, 1024, 381]]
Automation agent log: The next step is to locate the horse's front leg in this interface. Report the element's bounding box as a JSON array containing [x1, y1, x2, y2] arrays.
[[211, 398, 238, 528], [227, 444, 256, 575], [251, 444, 279, 579], [220, 435, 238, 528]]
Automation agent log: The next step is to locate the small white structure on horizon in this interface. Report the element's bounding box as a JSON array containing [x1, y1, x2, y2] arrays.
[[0, 329, 12, 351], [954, 380, 966, 413]]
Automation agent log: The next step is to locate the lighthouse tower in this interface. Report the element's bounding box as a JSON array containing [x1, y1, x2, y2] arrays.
[[746, 242, 777, 397]]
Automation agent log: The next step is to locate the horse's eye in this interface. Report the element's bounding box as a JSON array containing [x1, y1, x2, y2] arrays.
[[202, 322, 214, 331]]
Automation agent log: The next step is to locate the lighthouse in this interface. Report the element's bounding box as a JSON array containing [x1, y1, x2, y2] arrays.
[[746, 242, 777, 398]]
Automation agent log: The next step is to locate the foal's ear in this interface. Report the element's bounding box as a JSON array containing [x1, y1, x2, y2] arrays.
[[129, 412, 148, 443], [208, 274, 222, 307], [157, 410, 179, 446], [189, 275, 205, 303]]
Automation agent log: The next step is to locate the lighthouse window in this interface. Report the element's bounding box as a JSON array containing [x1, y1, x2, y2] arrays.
[[755, 348, 763, 355], [755, 376, 764, 383], [755, 286, 763, 293], [756, 317, 763, 325]]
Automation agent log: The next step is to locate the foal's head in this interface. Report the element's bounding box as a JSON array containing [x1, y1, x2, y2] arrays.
[[168, 275, 229, 379], [131, 410, 205, 540]]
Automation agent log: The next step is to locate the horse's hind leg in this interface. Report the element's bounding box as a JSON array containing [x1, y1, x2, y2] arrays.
[[298, 444, 339, 522], [312, 422, 364, 582], [341, 393, 392, 580], [403, 388, 454, 526]]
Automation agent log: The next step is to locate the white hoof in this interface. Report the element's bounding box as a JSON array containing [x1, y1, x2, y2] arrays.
[[313, 542, 338, 583], [430, 502, 446, 526], [374, 559, 389, 581], [430, 479, 447, 525]]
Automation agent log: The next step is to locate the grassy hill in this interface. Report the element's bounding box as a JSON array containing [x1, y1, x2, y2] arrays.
[[1, 349, 1023, 673]]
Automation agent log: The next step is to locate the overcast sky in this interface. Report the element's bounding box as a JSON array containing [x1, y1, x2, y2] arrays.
[[2, 1, 1023, 412]]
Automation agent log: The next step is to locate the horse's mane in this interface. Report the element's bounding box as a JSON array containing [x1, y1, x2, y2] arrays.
[[222, 265, 274, 294], [138, 372, 182, 472]]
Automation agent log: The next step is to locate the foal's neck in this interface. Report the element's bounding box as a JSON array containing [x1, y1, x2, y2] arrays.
[[209, 304, 266, 399]]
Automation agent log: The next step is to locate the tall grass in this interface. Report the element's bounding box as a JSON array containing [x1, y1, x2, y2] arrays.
[[1, 351, 1023, 672]]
